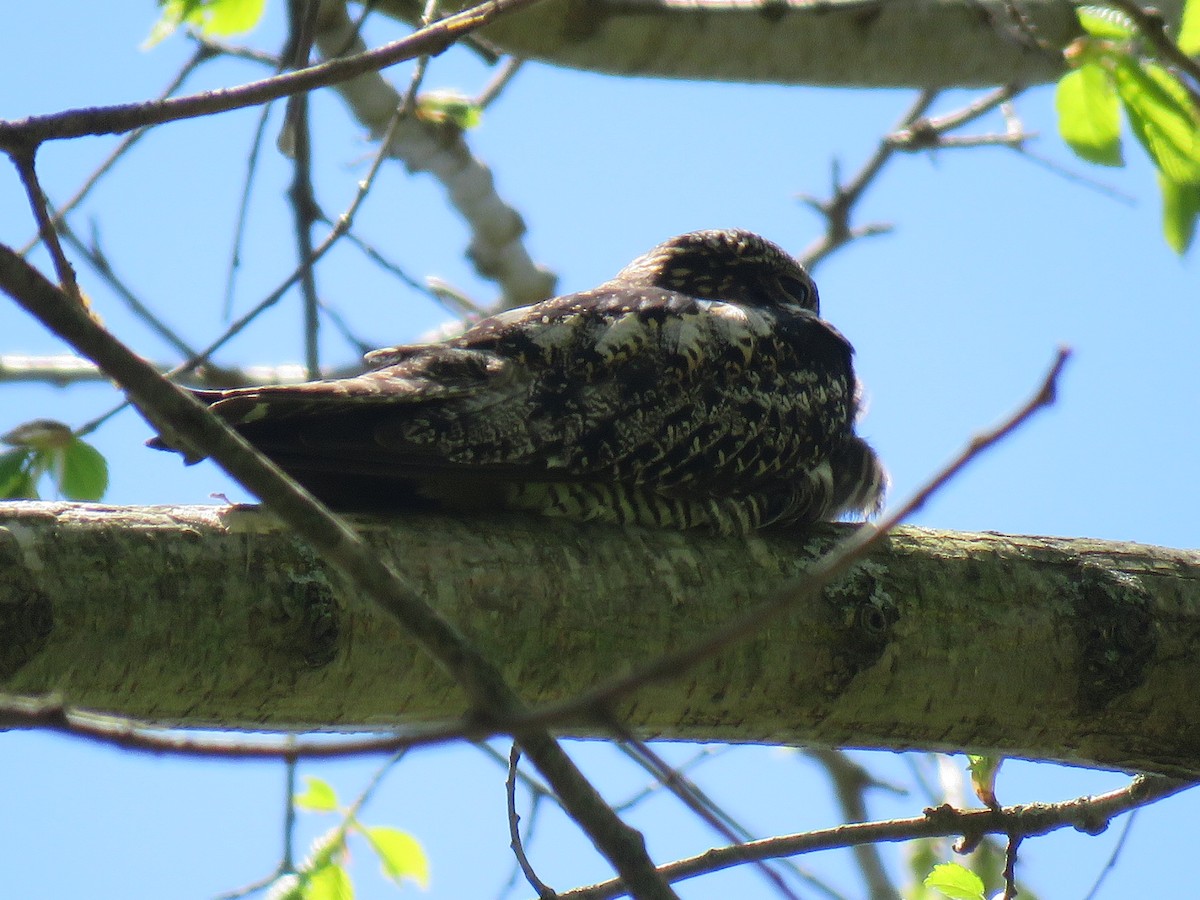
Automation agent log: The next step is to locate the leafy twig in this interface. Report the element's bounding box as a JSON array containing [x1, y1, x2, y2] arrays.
[[559, 775, 1192, 900], [1106, 0, 1200, 102]]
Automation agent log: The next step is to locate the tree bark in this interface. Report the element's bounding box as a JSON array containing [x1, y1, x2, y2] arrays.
[[2, 501, 1199, 776], [377, 0, 1187, 88]]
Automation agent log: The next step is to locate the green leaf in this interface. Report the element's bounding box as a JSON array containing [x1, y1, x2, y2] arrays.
[[59, 438, 108, 501], [0, 449, 34, 499], [2, 419, 73, 451], [193, 0, 266, 35], [967, 754, 1003, 808], [925, 862, 987, 900], [1077, 6, 1135, 39], [145, 0, 266, 47], [363, 826, 430, 889], [1179, 0, 1200, 55], [1160, 171, 1200, 253], [1113, 59, 1200, 186], [303, 863, 353, 900], [295, 776, 340, 812], [417, 90, 483, 130], [1055, 64, 1124, 166]]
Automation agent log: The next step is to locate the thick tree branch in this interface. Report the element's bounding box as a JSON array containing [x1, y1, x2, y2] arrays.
[[2, 503, 1199, 777], [376, 0, 1185, 88]]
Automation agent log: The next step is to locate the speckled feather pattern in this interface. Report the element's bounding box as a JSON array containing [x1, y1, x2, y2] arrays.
[[152, 230, 886, 531]]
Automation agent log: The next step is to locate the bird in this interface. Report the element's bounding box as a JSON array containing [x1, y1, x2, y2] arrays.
[[149, 229, 886, 532]]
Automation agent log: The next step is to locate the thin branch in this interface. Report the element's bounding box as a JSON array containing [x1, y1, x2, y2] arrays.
[[616, 735, 802, 900], [283, 0, 324, 378], [62, 223, 200, 360], [0, 0, 545, 147], [507, 745, 556, 899], [517, 348, 1072, 735], [1081, 807, 1140, 900], [10, 152, 81, 303], [798, 91, 937, 270], [283, 753, 299, 870], [808, 749, 900, 900], [223, 61, 284, 320], [0, 691, 482, 758], [918, 132, 1034, 149], [476, 56, 525, 108], [0, 239, 677, 898], [1001, 834, 1021, 900], [560, 775, 1193, 900], [17, 45, 218, 257], [0, 353, 364, 389], [889, 84, 1024, 149]]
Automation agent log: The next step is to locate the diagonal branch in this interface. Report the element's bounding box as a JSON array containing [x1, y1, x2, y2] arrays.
[[0, 239, 676, 897]]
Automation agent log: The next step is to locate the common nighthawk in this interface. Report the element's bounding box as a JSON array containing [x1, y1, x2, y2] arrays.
[[150, 229, 886, 532]]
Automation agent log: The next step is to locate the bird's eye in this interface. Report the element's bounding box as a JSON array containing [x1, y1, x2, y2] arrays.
[[777, 274, 814, 309]]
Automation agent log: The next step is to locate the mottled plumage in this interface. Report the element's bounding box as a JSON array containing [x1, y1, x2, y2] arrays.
[[150, 229, 886, 531]]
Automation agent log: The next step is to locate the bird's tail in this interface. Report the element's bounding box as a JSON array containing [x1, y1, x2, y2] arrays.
[[830, 435, 888, 520]]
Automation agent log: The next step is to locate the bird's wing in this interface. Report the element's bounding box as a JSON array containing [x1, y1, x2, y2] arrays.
[[368, 287, 856, 494], [153, 287, 855, 509]]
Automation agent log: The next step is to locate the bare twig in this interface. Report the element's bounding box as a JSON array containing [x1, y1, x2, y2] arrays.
[[889, 84, 1024, 150], [0, 691, 480, 758], [1000, 833, 1021, 900], [476, 56, 525, 108], [282, 0, 325, 378], [0, 354, 359, 388], [10, 153, 82, 303], [62, 223, 200, 361], [616, 735, 802, 900], [798, 91, 937, 270], [917, 132, 1034, 149], [808, 748, 901, 900], [1081, 807, 1140, 900], [17, 45, 218, 257], [559, 775, 1193, 900], [507, 745, 556, 898]]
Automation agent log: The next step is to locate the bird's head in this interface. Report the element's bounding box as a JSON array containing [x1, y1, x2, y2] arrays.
[[613, 229, 819, 315]]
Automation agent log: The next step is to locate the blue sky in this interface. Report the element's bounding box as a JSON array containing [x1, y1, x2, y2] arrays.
[[2, 3, 1198, 899]]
